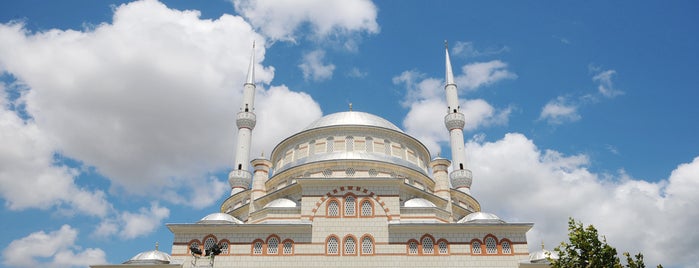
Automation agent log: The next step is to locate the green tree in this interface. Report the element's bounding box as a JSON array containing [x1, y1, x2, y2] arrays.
[[551, 218, 662, 268]]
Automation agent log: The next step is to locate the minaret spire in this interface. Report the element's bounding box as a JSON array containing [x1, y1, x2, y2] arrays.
[[443, 41, 473, 193], [228, 42, 258, 196]]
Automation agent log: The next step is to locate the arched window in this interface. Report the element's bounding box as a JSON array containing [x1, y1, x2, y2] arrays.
[[344, 236, 356, 255], [360, 200, 373, 217], [267, 236, 279, 254], [384, 140, 391, 155], [252, 240, 263, 255], [472, 241, 482, 254], [438, 240, 448, 255], [344, 195, 356, 216], [189, 241, 200, 254], [326, 137, 334, 152], [502, 240, 512, 254], [365, 137, 373, 152], [308, 140, 316, 155], [219, 241, 229, 255], [361, 236, 374, 255], [346, 136, 354, 151], [327, 200, 340, 217], [283, 240, 294, 255], [422, 236, 434, 254], [203, 236, 217, 251], [408, 240, 418, 255], [485, 237, 497, 254], [327, 236, 339, 255]]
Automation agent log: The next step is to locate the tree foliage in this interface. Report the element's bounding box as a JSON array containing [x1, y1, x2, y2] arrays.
[[551, 218, 662, 268]]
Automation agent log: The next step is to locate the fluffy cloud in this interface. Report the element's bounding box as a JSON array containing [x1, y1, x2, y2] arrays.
[[0, 0, 321, 208], [2, 225, 107, 267], [539, 96, 580, 124], [299, 49, 336, 81], [593, 69, 624, 98], [456, 60, 517, 91], [231, 0, 379, 41], [466, 133, 699, 267], [0, 84, 111, 217], [93, 202, 170, 239], [452, 41, 510, 58]]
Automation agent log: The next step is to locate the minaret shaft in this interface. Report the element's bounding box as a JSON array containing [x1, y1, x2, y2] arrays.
[[229, 43, 257, 195], [444, 42, 473, 192]]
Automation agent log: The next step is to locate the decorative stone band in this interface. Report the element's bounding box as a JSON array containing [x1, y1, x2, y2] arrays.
[[444, 112, 465, 130], [236, 111, 257, 129], [228, 169, 252, 189], [449, 168, 473, 189]]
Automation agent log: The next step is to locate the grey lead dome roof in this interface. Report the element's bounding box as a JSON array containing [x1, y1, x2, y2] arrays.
[[303, 111, 403, 132], [123, 249, 172, 264]]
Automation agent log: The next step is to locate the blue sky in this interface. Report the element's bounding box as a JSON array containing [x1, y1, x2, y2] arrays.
[[0, 0, 697, 267]]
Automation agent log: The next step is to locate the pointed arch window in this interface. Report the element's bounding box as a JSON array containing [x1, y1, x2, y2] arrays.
[[204, 237, 217, 251], [485, 237, 497, 254], [408, 240, 418, 255], [220, 241, 229, 255], [267, 237, 279, 254], [502, 240, 512, 254], [346, 136, 354, 151], [422, 236, 434, 254], [283, 240, 294, 255], [188, 241, 200, 254], [438, 240, 448, 255], [252, 240, 263, 255], [365, 137, 374, 152], [360, 200, 373, 217]]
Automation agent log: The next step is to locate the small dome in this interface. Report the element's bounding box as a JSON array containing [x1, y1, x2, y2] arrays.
[[529, 249, 559, 263], [404, 198, 436, 208], [198, 212, 243, 224], [302, 111, 403, 132], [457, 212, 505, 223], [264, 198, 297, 208], [123, 247, 172, 264]]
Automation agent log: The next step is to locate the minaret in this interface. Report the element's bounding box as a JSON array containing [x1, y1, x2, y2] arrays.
[[443, 41, 473, 193], [228, 42, 257, 196]]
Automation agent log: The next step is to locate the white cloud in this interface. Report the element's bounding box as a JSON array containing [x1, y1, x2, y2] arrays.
[[455, 60, 517, 91], [465, 133, 699, 267], [593, 69, 624, 98], [0, 0, 322, 208], [93, 202, 170, 239], [539, 96, 581, 124], [2, 225, 107, 267], [299, 49, 335, 81], [0, 83, 111, 217], [231, 0, 379, 42], [452, 41, 509, 58], [346, 67, 367, 78]]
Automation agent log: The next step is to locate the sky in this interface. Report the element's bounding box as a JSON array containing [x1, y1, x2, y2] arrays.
[[0, 0, 698, 267]]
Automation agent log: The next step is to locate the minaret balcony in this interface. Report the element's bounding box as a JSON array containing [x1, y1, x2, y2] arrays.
[[236, 111, 257, 129], [449, 169, 473, 189], [444, 112, 465, 130], [228, 169, 252, 189]]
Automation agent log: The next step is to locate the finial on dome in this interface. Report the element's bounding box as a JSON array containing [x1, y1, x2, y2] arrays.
[[445, 40, 448, 49], [245, 41, 256, 85], [155, 242, 159, 251], [261, 151, 265, 157], [541, 240, 545, 250], [349, 102, 353, 111]]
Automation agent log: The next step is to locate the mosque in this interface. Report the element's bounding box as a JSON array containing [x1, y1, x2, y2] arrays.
[[91, 45, 556, 267]]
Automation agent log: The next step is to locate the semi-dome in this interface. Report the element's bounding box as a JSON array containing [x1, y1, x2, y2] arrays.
[[457, 212, 505, 223], [264, 198, 297, 208], [198, 212, 243, 224], [404, 198, 436, 208], [303, 111, 403, 132], [123, 246, 172, 264], [529, 249, 559, 263]]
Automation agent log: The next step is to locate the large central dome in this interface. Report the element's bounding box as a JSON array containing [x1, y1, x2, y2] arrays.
[[302, 111, 403, 132]]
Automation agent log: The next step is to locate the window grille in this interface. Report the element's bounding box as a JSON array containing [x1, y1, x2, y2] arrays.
[[384, 140, 391, 155], [485, 237, 497, 254], [345, 196, 356, 216], [361, 200, 373, 216], [366, 137, 373, 152], [189, 242, 199, 254], [204, 237, 216, 250], [472, 241, 481, 254], [283, 241, 293, 255], [362, 237, 373, 254], [220, 242, 229, 254], [368, 169, 378, 177], [253, 241, 263, 255], [328, 200, 339, 216], [438, 241, 448, 254], [267, 237, 279, 254], [502, 241, 511, 254], [327, 237, 339, 255], [408, 241, 418, 255], [346, 136, 354, 151], [323, 169, 333, 177], [344, 237, 356, 255], [346, 168, 355, 176], [327, 137, 334, 152], [422, 237, 434, 254]]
